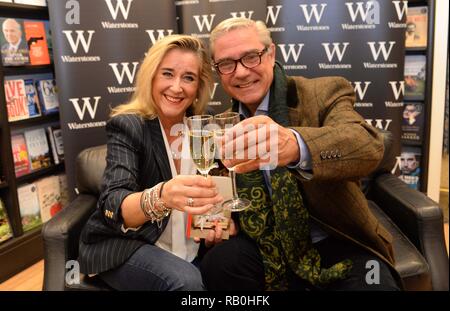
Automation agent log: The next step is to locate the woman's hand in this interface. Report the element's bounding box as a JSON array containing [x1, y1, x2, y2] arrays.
[[161, 175, 223, 215]]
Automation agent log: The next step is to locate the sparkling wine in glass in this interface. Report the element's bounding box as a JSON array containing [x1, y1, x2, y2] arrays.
[[214, 112, 251, 212]]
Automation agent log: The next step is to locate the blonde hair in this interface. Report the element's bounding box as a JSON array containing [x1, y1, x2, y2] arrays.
[[210, 18, 272, 58], [111, 35, 213, 118]]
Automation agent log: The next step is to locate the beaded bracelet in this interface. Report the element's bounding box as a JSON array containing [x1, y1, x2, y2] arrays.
[[140, 182, 171, 228]]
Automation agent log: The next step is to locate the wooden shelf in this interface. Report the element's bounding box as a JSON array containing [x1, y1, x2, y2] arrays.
[[0, 3, 48, 19], [16, 162, 65, 185], [9, 113, 59, 130], [2, 64, 53, 76]]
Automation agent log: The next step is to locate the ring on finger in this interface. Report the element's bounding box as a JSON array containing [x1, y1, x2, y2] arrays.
[[187, 197, 194, 207]]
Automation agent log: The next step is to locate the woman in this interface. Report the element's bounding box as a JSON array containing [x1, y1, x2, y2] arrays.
[[78, 35, 224, 290]]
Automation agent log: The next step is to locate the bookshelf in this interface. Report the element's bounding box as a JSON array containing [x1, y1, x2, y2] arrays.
[[401, 0, 435, 193], [0, 1, 65, 283]]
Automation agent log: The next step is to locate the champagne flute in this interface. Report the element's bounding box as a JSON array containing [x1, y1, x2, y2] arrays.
[[214, 112, 251, 212], [187, 115, 221, 216]]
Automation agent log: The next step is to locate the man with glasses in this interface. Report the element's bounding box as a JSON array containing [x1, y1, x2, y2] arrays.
[[200, 18, 400, 291]]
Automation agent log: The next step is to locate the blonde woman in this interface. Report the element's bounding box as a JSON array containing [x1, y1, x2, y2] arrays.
[[78, 35, 225, 290]]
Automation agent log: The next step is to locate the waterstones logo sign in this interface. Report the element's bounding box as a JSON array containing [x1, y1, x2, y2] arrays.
[[68, 96, 106, 130], [266, 5, 284, 32], [353, 81, 373, 108], [146, 29, 175, 45], [102, 0, 138, 29], [385, 81, 404, 107], [208, 83, 221, 106], [107, 62, 139, 94], [278, 44, 307, 70], [318, 42, 352, 70], [364, 41, 398, 69], [342, 1, 380, 30], [389, 1, 408, 29], [297, 4, 330, 32], [365, 118, 393, 131], [191, 14, 216, 38], [61, 30, 101, 63]]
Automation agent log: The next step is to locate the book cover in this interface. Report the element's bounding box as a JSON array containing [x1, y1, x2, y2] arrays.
[[11, 133, 30, 177], [0, 198, 13, 244], [17, 183, 42, 232], [404, 55, 426, 100], [398, 146, 421, 191], [186, 176, 232, 240], [405, 6, 428, 48], [24, 78, 41, 118], [36, 78, 59, 114], [36, 175, 61, 223], [24, 128, 51, 171], [23, 20, 50, 65], [47, 125, 64, 164], [401, 102, 424, 143], [4, 78, 29, 121], [0, 17, 30, 66]]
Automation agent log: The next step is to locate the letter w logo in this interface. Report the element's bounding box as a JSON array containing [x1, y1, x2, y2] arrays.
[[69, 97, 101, 120], [367, 41, 396, 61], [266, 5, 282, 25], [230, 11, 254, 19], [193, 14, 216, 32], [389, 81, 404, 100], [345, 1, 374, 22], [62, 30, 95, 54], [278, 44, 304, 63], [322, 42, 349, 62], [104, 0, 133, 20], [300, 4, 327, 24], [353, 81, 371, 101], [146, 29, 174, 45], [109, 62, 139, 85], [392, 1, 408, 21]]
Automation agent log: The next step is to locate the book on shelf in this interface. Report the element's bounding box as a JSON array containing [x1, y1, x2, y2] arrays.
[[17, 183, 42, 232], [186, 176, 232, 240], [24, 78, 42, 118], [0, 197, 13, 244], [398, 146, 421, 191], [405, 6, 428, 48], [11, 132, 30, 177], [404, 55, 426, 100], [36, 175, 62, 223], [47, 125, 64, 164], [36, 78, 59, 114], [23, 20, 50, 65], [24, 128, 51, 171], [4, 78, 29, 121], [401, 102, 424, 144], [0, 17, 30, 66]]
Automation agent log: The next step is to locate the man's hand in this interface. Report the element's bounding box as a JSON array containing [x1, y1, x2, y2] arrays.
[[194, 218, 238, 248], [219, 115, 300, 173]]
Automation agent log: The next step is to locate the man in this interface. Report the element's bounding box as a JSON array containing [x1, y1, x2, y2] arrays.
[[200, 18, 400, 291], [403, 103, 421, 125], [399, 149, 421, 190], [1, 18, 29, 66]]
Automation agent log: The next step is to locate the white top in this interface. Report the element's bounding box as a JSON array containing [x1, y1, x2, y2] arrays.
[[154, 119, 199, 262]]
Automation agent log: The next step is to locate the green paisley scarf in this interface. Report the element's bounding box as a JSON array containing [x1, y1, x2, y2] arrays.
[[234, 63, 352, 290]]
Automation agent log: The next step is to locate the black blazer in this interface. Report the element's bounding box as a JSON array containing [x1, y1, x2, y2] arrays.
[[78, 114, 173, 275]]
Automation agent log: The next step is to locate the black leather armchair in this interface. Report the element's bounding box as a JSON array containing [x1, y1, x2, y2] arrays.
[[42, 142, 449, 291]]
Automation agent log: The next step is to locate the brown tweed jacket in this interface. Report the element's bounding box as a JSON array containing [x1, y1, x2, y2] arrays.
[[285, 75, 395, 269]]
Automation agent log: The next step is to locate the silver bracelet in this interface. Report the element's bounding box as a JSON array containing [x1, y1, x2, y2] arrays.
[[139, 182, 171, 228]]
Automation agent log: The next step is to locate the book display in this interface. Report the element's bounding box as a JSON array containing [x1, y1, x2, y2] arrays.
[[0, 2, 65, 282], [400, 0, 435, 193]]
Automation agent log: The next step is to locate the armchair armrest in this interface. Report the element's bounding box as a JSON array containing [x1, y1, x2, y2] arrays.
[[368, 173, 449, 290], [42, 194, 97, 291]]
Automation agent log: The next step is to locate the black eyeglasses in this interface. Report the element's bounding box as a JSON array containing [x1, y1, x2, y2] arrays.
[[213, 47, 268, 75]]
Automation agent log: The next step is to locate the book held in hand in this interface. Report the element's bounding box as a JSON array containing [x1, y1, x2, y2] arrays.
[[186, 176, 233, 240]]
